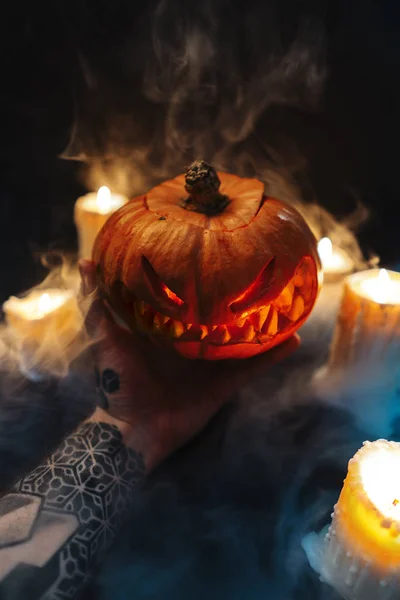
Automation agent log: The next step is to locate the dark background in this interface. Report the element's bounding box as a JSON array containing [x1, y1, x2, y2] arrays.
[[0, 0, 399, 301], [0, 2, 399, 599]]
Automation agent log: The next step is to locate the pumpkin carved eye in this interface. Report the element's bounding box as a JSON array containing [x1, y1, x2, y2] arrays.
[[141, 256, 185, 307], [230, 257, 276, 313]]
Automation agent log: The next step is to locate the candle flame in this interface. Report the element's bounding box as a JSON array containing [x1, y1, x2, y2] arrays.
[[317, 237, 332, 266], [37, 292, 52, 316], [96, 186, 112, 214], [372, 268, 394, 303], [33, 291, 72, 318], [378, 268, 390, 286], [361, 268, 400, 304], [360, 447, 400, 519]]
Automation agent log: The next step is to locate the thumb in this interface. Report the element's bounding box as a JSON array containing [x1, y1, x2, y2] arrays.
[[78, 259, 106, 338], [78, 259, 97, 296]]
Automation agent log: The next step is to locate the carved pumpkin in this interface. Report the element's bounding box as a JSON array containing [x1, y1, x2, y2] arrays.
[[93, 161, 322, 360]]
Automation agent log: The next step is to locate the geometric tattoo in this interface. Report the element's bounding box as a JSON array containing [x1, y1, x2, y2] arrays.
[[0, 422, 145, 600]]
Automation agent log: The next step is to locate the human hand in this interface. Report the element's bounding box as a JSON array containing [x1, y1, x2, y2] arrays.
[[79, 260, 299, 470]]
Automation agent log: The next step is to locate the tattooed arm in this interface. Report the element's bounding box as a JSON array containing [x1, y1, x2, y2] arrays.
[[0, 261, 298, 600], [0, 409, 145, 600]]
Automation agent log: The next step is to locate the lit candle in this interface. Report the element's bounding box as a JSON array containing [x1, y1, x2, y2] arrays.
[[359, 269, 400, 305], [318, 237, 354, 283], [74, 186, 128, 259], [328, 269, 400, 370], [3, 289, 84, 379], [315, 440, 400, 600]]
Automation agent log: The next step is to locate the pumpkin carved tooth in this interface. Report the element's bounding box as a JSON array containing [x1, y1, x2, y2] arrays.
[[288, 295, 305, 321], [263, 308, 278, 336], [254, 306, 270, 331], [200, 325, 208, 340], [294, 267, 305, 288], [242, 324, 255, 342], [221, 326, 231, 344], [171, 320, 185, 338], [274, 281, 295, 313], [236, 316, 247, 327]]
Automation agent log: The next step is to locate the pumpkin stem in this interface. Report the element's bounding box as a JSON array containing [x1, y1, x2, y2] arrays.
[[182, 160, 230, 215]]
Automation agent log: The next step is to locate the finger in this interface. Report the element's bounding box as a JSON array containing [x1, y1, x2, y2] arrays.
[[84, 297, 107, 338], [78, 260, 127, 342], [86, 295, 150, 352], [78, 259, 97, 296]]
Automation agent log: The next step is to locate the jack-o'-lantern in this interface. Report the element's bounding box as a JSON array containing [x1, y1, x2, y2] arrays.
[[93, 161, 322, 360]]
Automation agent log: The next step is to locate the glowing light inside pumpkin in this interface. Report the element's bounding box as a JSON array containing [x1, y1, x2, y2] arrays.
[[161, 282, 185, 306], [358, 268, 400, 305], [360, 445, 400, 520]]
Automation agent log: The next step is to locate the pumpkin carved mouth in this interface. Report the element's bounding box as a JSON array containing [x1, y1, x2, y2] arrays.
[[127, 259, 314, 346]]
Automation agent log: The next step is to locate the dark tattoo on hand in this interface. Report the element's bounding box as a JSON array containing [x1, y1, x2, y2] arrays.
[[102, 369, 120, 394], [95, 368, 120, 412], [0, 422, 145, 600]]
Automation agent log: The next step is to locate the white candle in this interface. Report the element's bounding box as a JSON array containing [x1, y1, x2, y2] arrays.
[[3, 289, 84, 379], [318, 237, 354, 282], [316, 440, 400, 600], [74, 186, 128, 259], [327, 268, 400, 370]]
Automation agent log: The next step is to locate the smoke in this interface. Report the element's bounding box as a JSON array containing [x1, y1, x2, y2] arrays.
[[61, 0, 327, 192], [0, 253, 97, 486], [0, 253, 94, 381], [253, 169, 369, 270], [60, 0, 368, 265]]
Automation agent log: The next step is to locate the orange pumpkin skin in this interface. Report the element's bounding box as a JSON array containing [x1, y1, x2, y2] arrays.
[[93, 166, 322, 360]]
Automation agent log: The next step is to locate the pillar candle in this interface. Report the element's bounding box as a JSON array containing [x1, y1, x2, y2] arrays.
[[319, 440, 400, 600], [74, 186, 128, 259], [3, 289, 84, 379], [328, 269, 400, 370]]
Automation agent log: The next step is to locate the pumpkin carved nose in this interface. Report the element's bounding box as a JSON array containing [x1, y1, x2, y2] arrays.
[[230, 257, 276, 313]]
